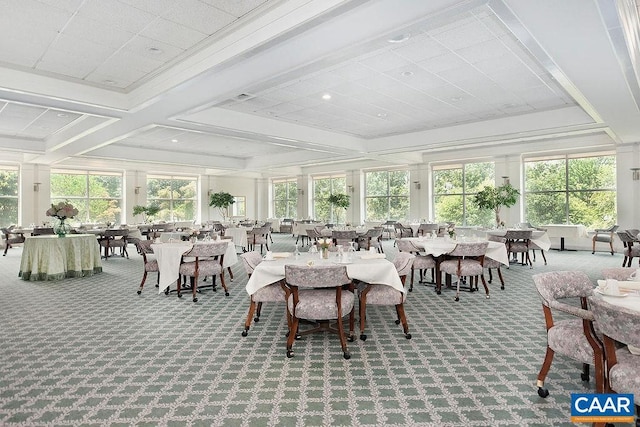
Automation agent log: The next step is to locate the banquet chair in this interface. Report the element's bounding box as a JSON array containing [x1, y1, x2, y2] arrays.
[[332, 230, 358, 250], [417, 223, 438, 237], [31, 227, 55, 236], [439, 241, 489, 301], [484, 235, 506, 290], [393, 223, 413, 245], [357, 252, 414, 341], [592, 224, 618, 255], [529, 227, 547, 265], [240, 251, 288, 337], [588, 296, 640, 427], [284, 264, 355, 359], [306, 227, 322, 245], [178, 241, 228, 302], [134, 240, 159, 294], [357, 228, 384, 253], [532, 271, 602, 398], [504, 229, 532, 268], [616, 231, 640, 267], [99, 229, 129, 259], [601, 267, 636, 281], [2, 227, 25, 256], [248, 226, 270, 254], [395, 238, 435, 291], [280, 219, 293, 234]]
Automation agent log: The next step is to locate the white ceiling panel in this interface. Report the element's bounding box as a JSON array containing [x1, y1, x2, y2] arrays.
[[0, 0, 634, 173]]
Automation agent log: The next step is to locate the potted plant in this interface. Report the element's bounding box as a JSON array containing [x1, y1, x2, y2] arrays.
[[133, 204, 160, 223], [209, 191, 235, 221], [327, 193, 350, 224], [473, 183, 520, 228]]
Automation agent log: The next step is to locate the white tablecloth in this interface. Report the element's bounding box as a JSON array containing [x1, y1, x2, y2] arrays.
[[266, 218, 281, 233], [408, 237, 509, 265], [19, 234, 102, 281], [159, 232, 190, 242], [542, 224, 588, 238], [152, 240, 238, 292], [486, 229, 551, 251], [224, 227, 249, 249], [246, 253, 403, 295]]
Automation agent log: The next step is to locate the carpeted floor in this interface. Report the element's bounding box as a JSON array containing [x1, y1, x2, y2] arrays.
[[0, 234, 626, 426]]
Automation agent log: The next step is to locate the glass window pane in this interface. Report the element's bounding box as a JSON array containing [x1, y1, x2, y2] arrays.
[[434, 195, 463, 224], [0, 197, 18, 227], [365, 197, 388, 221], [568, 191, 616, 229], [567, 156, 616, 190], [0, 170, 19, 197], [365, 171, 388, 196], [465, 162, 494, 193], [524, 160, 565, 192], [88, 199, 121, 223], [51, 173, 87, 198], [434, 168, 463, 194], [524, 192, 566, 225]]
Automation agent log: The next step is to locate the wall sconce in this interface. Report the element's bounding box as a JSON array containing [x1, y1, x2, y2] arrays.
[[207, 189, 213, 196], [347, 185, 354, 193], [134, 186, 140, 194], [297, 189, 304, 196], [632, 168, 640, 181], [33, 182, 41, 192], [502, 176, 510, 185], [413, 181, 421, 190]]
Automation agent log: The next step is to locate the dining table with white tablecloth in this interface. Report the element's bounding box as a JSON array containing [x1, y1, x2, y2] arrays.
[[19, 234, 102, 281], [151, 240, 238, 292], [245, 252, 403, 296], [486, 228, 552, 251], [405, 237, 508, 294], [224, 227, 250, 250]]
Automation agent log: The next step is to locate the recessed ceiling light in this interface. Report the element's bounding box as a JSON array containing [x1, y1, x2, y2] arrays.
[[171, 139, 178, 143], [103, 79, 116, 85], [56, 113, 68, 118], [450, 96, 463, 102], [322, 93, 332, 100], [148, 47, 163, 54], [401, 71, 414, 77], [387, 33, 411, 43], [377, 112, 387, 118]]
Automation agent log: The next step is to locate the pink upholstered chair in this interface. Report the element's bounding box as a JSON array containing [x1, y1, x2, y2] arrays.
[[284, 264, 355, 359], [135, 240, 159, 294], [240, 251, 287, 337], [357, 252, 414, 341], [178, 241, 228, 302], [439, 241, 489, 301]]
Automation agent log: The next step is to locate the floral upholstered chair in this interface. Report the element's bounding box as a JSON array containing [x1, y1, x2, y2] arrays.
[[395, 238, 435, 291], [357, 228, 384, 253], [240, 251, 287, 337], [178, 241, 228, 302], [532, 271, 602, 398], [439, 241, 489, 301], [99, 228, 129, 259], [284, 265, 355, 359], [504, 229, 533, 268], [135, 240, 159, 294], [588, 296, 640, 427], [357, 252, 414, 341], [601, 267, 636, 281], [616, 231, 640, 267]]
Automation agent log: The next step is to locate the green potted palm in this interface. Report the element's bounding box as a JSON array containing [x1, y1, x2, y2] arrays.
[[473, 183, 520, 228], [209, 191, 235, 222], [327, 193, 350, 225]]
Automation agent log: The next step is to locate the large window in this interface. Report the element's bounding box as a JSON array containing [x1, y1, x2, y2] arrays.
[[524, 153, 616, 229], [273, 179, 297, 219], [313, 174, 346, 223], [51, 170, 122, 223], [0, 166, 19, 227], [365, 169, 409, 221], [147, 175, 197, 221], [433, 162, 494, 226]]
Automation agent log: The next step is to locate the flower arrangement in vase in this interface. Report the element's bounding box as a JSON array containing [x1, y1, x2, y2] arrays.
[[46, 201, 78, 237], [318, 238, 332, 259]]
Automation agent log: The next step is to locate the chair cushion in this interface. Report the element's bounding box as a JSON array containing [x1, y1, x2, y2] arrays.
[[483, 258, 502, 268], [253, 283, 286, 302], [288, 289, 354, 320], [179, 260, 222, 276], [509, 242, 529, 252], [609, 348, 640, 396], [440, 259, 483, 277], [413, 255, 435, 269], [547, 318, 593, 364], [593, 235, 613, 242], [144, 260, 159, 272], [358, 284, 404, 305]]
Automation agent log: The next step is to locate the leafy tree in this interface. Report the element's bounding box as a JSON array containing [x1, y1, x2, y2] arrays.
[[209, 191, 235, 221], [327, 193, 350, 224], [473, 183, 520, 227]]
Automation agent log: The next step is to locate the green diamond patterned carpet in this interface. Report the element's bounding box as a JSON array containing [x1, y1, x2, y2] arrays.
[[0, 235, 627, 426]]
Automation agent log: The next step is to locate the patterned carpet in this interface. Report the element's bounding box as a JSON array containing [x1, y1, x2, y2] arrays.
[[0, 234, 628, 426]]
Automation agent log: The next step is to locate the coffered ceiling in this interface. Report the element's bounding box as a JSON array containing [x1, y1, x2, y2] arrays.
[[0, 0, 639, 177]]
